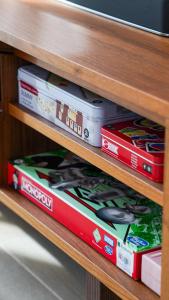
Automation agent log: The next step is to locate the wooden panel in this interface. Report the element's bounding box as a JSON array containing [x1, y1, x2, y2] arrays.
[[101, 285, 121, 300], [0, 41, 13, 53], [14, 50, 164, 127], [8, 103, 163, 206], [0, 50, 11, 182], [86, 274, 101, 300], [0, 54, 57, 184], [0, 3, 167, 300], [85, 273, 120, 300], [0, 53, 18, 184], [0, 0, 169, 123], [0, 187, 159, 300], [0, 114, 3, 184], [161, 121, 169, 300], [0, 53, 17, 110]]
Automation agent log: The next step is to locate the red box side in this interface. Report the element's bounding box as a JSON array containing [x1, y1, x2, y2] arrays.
[[8, 163, 119, 271], [8, 162, 160, 280], [133, 248, 161, 280], [101, 135, 164, 182]]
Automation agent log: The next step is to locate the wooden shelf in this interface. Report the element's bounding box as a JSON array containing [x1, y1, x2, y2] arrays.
[[1, 0, 169, 125], [1, 1, 169, 298], [9, 103, 163, 206], [0, 187, 160, 300]]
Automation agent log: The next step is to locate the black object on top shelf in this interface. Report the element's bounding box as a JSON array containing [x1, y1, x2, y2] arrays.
[[59, 0, 169, 36]]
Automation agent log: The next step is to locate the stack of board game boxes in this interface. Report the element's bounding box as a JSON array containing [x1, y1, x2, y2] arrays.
[[18, 64, 165, 183], [17, 64, 163, 294]]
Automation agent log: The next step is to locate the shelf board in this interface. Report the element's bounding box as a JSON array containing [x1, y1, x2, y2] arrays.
[[1, 0, 169, 124], [0, 187, 160, 300], [9, 103, 163, 206]]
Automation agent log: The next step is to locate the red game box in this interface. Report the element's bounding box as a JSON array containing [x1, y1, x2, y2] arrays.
[[101, 118, 164, 182], [8, 150, 162, 280]]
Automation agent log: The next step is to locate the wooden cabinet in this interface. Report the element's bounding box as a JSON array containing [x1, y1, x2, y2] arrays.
[[0, 1, 168, 299]]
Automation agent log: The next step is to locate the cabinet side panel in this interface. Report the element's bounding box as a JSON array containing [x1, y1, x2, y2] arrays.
[[161, 122, 169, 300], [85, 273, 121, 300], [0, 53, 57, 185]]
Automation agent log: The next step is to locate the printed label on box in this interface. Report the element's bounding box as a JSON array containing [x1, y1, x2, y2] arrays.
[[56, 100, 83, 136], [117, 242, 134, 276], [93, 228, 102, 243], [37, 94, 56, 117]]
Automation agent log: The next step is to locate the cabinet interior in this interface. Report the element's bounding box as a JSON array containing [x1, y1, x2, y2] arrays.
[[0, 43, 162, 300]]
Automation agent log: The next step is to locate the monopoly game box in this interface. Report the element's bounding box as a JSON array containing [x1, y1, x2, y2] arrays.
[[8, 149, 162, 279]]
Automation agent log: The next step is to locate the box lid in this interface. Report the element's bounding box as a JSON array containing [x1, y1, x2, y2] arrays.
[[143, 250, 161, 268]]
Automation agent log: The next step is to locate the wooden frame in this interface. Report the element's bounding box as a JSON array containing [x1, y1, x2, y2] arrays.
[[0, 1, 169, 299]]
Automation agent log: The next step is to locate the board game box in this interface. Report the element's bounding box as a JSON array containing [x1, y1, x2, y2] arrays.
[[18, 65, 137, 147], [8, 149, 162, 279], [101, 118, 164, 182]]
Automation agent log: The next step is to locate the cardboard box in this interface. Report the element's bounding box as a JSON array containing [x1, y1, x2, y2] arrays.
[[141, 250, 161, 295], [8, 150, 162, 279], [101, 118, 164, 182]]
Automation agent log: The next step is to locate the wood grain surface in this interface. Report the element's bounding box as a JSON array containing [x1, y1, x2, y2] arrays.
[[8, 103, 163, 206], [0, 2, 168, 299], [161, 121, 169, 300], [0, 53, 57, 184], [0, 0, 169, 124], [85, 273, 120, 300]]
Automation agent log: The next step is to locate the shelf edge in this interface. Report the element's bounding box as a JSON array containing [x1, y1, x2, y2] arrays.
[[8, 103, 163, 206]]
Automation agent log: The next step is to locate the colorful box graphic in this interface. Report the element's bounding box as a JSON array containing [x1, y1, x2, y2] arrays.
[[101, 118, 164, 182], [8, 150, 162, 279]]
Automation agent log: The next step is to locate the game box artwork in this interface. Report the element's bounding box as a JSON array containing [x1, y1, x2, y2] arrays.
[[101, 118, 164, 182], [8, 149, 162, 279]]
